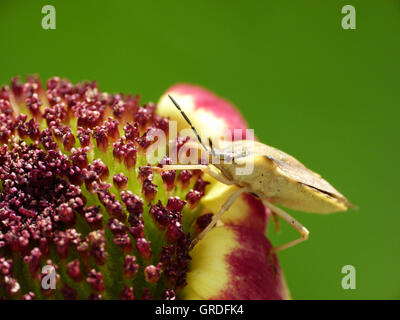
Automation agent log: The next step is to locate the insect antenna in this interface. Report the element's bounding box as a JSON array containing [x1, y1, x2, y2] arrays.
[[168, 94, 211, 154], [208, 137, 217, 157]]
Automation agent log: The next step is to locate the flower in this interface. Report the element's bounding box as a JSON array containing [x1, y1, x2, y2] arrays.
[[0, 76, 201, 299], [0, 77, 289, 300], [157, 84, 290, 300]]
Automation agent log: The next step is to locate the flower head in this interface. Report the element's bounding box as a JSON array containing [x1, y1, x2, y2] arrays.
[[0, 77, 289, 300]]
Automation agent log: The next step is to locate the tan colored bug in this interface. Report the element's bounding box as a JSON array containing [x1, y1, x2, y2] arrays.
[[156, 95, 354, 253]]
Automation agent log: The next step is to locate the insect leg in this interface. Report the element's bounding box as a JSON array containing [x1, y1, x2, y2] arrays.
[[153, 164, 234, 186], [271, 212, 281, 233], [191, 187, 249, 248], [262, 200, 309, 253], [203, 165, 235, 185], [154, 164, 208, 171]]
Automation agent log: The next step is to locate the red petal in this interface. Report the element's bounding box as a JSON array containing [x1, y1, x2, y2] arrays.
[[211, 225, 289, 300], [182, 225, 290, 300], [158, 83, 249, 141], [169, 84, 248, 136]]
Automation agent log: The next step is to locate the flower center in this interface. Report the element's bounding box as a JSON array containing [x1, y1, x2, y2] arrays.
[[0, 76, 209, 300]]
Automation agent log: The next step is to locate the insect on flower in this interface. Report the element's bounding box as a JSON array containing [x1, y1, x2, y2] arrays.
[[0, 76, 289, 299], [156, 95, 355, 253]]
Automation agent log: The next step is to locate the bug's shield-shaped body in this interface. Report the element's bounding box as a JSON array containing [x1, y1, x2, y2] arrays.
[[214, 140, 350, 214]]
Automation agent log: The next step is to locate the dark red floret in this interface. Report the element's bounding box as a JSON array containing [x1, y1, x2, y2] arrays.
[[142, 179, 157, 202], [144, 263, 162, 283], [121, 191, 143, 217], [124, 122, 139, 141], [61, 285, 77, 300], [86, 269, 105, 292], [120, 286, 135, 300], [123, 255, 139, 278], [135, 237, 152, 260], [67, 259, 83, 282], [178, 170, 193, 189], [186, 189, 203, 209], [196, 213, 214, 232], [141, 288, 152, 300], [113, 173, 128, 190], [162, 289, 176, 300], [161, 170, 176, 191], [149, 201, 171, 228]]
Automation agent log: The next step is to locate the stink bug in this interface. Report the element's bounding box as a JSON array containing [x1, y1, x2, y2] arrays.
[[156, 95, 354, 253]]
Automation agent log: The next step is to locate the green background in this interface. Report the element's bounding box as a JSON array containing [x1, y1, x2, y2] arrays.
[[0, 0, 399, 299]]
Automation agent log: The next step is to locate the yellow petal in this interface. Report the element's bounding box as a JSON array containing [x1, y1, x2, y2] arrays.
[[181, 225, 290, 300]]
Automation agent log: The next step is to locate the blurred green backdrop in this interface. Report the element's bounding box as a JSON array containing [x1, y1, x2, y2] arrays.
[[0, 0, 399, 299]]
